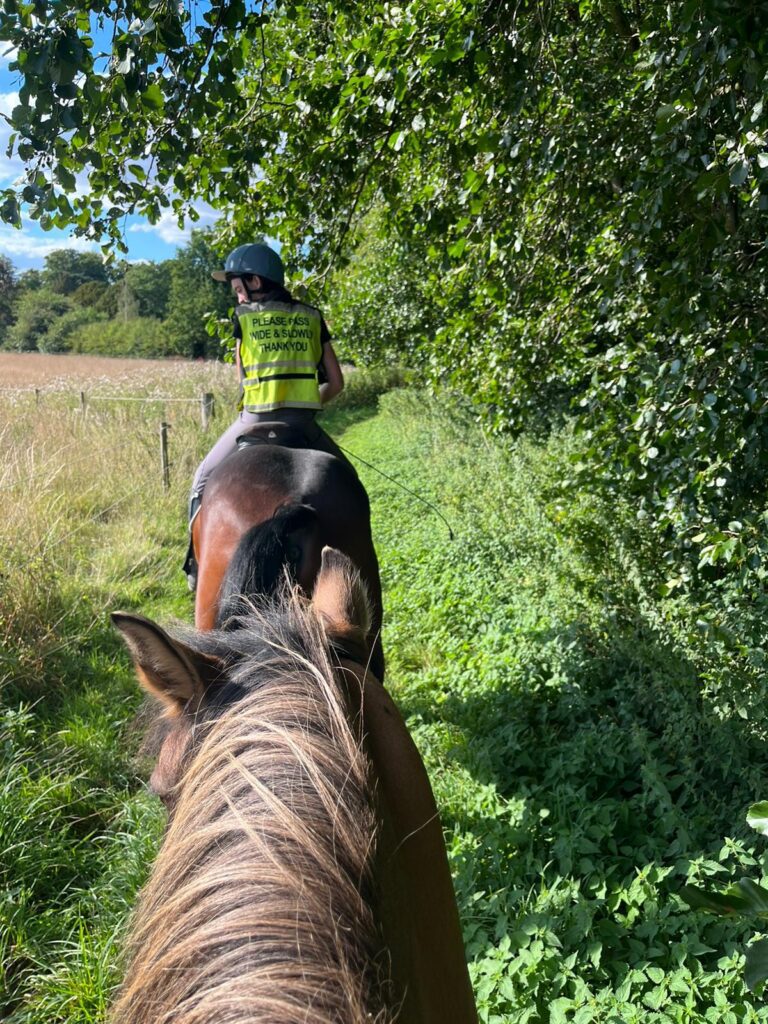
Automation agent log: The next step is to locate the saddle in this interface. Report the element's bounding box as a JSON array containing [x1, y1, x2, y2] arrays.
[[236, 421, 314, 452]]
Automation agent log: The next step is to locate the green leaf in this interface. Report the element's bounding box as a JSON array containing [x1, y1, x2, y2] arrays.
[[729, 161, 749, 187], [747, 802, 768, 836], [389, 130, 407, 152], [141, 83, 164, 111], [0, 194, 21, 226], [745, 938, 768, 991], [56, 165, 77, 191], [115, 52, 134, 76], [679, 884, 750, 915], [737, 878, 768, 913]]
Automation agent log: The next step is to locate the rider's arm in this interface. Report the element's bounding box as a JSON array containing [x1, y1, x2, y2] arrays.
[[319, 341, 344, 405], [231, 277, 249, 382], [233, 315, 244, 407]]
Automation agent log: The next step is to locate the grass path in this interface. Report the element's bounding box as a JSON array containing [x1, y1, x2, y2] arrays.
[[2, 385, 768, 1022]]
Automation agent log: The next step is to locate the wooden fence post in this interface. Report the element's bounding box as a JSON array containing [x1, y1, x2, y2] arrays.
[[80, 391, 87, 416], [35, 388, 40, 407], [200, 392, 215, 430], [159, 422, 170, 491]]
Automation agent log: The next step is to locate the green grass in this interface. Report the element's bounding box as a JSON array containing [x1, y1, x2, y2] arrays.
[[2, 373, 768, 1021], [340, 391, 768, 1024]]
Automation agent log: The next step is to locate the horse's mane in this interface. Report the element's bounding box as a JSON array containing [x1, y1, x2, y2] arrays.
[[216, 503, 318, 627], [112, 590, 393, 1024]]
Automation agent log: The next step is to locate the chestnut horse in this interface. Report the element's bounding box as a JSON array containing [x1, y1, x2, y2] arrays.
[[111, 548, 477, 1024], [191, 434, 385, 680]]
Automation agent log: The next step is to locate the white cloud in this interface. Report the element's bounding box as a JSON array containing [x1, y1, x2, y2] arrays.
[[0, 222, 98, 262], [0, 90, 16, 115], [129, 203, 219, 245]]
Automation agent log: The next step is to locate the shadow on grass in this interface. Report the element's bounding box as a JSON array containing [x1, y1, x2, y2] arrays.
[[396, 612, 768, 997]]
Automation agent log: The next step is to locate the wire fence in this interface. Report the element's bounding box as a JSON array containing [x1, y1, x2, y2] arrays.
[[0, 387, 217, 430], [1, 387, 219, 491]]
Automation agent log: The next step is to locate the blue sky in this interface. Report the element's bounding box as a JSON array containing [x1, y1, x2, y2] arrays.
[[0, 32, 219, 272]]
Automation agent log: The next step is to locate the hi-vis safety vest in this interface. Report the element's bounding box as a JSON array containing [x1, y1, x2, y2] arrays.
[[237, 300, 323, 413]]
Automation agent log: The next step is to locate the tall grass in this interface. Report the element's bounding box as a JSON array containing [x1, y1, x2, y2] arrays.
[[0, 365, 234, 1021]]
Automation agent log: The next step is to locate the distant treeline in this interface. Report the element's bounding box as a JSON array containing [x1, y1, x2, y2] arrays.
[[0, 229, 231, 360]]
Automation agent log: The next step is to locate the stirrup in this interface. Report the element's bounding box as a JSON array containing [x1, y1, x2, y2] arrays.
[[183, 494, 202, 591]]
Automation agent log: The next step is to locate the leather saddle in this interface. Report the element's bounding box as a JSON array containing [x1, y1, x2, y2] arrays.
[[235, 421, 314, 451]]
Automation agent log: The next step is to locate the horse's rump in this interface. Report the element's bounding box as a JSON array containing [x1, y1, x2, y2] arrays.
[[194, 444, 384, 678]]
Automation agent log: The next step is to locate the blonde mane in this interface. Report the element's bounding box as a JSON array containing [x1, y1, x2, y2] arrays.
[[112, 594, 393, 1023]]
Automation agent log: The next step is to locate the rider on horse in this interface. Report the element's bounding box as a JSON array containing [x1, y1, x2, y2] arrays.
[[183, 242, 350, 590]]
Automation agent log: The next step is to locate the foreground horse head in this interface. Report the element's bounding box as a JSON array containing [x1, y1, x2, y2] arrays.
[[112, 549, 477, 1024]]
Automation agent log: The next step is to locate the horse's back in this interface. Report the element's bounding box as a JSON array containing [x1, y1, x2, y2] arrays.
[[194, 446, 382, 665]]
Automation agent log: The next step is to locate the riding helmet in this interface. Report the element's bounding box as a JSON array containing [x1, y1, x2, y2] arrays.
[[211, 243, 285, 285]]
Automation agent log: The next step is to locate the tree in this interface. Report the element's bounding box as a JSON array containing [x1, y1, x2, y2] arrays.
[[0, 255, 16, 347], [38, 306, 106, 353], [71, 279, 118, 315], [164, 230, 231, 358], [7, 293, 73, 351], [4, 0, 768, 586], [116, 277, 140, 321], [16, 269, 42, 293], [42, 250, 110, 295], [123, 261, 173, 319], [325, 207, 431, 367]]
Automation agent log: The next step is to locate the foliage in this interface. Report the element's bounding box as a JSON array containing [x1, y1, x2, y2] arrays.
[[70, 315, 174, 357], [40, 249, 110, 295], [6, 292, 73, 352], [123, 259, 173, 319], [348, 391, 768, 1023], [116, 276, 141, 321], [37, 305, 106, 353], [70, 278, 117, 315], [0, 363, 214, 1020], [0, 255, 17, 346], [326, 207, 431, 366], [2, 373, 768, 1021], [682, 802, 768, 994], [0, 238, 226, 359], [16, 269, 42, 292], [164, 230, 231, 359], [5, 0, 768, 600], [329, 363, 409, 409]]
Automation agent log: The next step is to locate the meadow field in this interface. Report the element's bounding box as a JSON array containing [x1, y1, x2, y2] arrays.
[[1, 355, 768, 1022]]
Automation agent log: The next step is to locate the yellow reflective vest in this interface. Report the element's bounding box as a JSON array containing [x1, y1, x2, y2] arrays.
[[236, 299, 324, 413]]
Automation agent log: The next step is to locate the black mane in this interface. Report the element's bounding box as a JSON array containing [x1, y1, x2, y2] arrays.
[[215, 503, 318, 628]]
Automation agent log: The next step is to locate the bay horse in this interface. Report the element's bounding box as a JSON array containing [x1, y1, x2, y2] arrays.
[[111, 546, 477, 1023], [191, 431, 385, 680]]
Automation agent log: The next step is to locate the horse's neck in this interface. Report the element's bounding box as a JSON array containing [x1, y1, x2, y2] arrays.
[[341, 665, 478, 1024]]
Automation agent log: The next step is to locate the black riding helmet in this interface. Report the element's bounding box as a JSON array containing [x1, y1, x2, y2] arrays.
[[211, 243, 285, 286]]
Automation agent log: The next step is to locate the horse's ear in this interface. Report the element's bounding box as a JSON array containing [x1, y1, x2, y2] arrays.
[[111, 612, 212, 715], [312, 547, 372, 635]]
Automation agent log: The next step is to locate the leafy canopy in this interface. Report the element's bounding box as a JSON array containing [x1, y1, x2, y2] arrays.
[[4, 0, 768, 589]]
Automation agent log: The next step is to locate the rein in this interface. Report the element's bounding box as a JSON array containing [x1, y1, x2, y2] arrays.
[[336, 442, 455, 541]]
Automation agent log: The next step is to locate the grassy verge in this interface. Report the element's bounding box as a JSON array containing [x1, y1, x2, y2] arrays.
[[2, 372, 767, 1022], [342, 390, 768, 1024]]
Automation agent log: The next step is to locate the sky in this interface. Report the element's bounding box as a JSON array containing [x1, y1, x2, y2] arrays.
[[0, 32, 220, 272]]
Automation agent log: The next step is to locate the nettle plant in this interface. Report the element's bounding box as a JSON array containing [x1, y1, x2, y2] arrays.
[[682, 802, 768, 993]]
